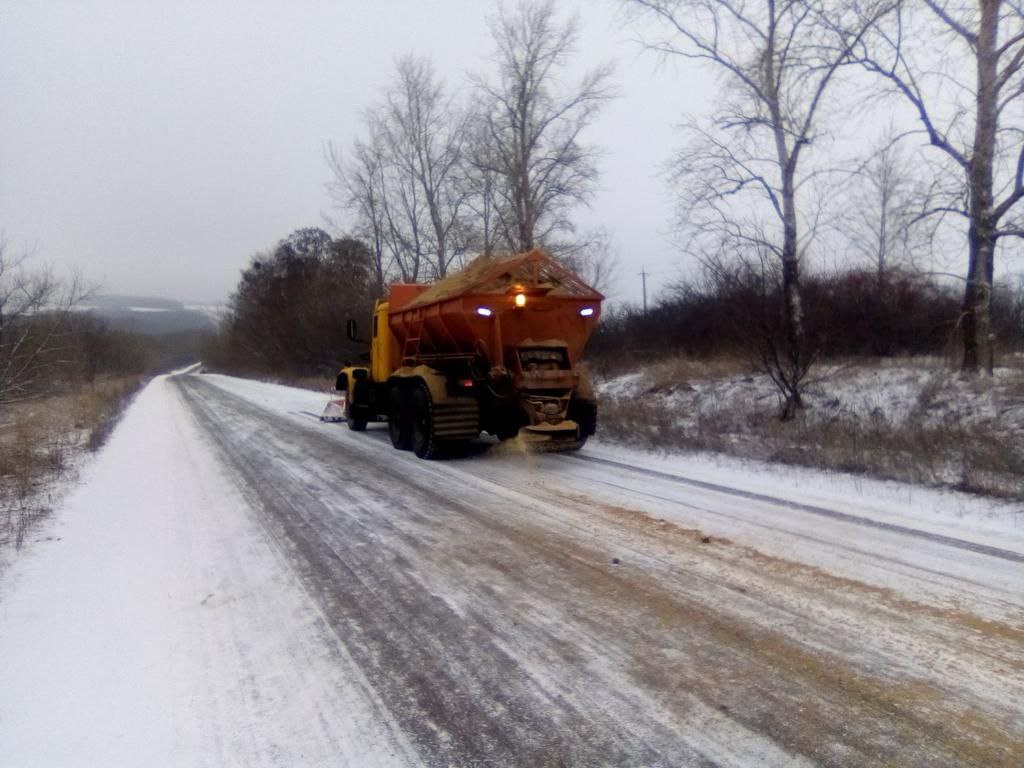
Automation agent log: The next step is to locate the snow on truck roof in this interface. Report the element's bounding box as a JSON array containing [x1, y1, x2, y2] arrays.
[[398, 249, 603, 310]]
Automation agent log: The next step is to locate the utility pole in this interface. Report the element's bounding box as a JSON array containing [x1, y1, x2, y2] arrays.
[[639, 266, 649, 314]]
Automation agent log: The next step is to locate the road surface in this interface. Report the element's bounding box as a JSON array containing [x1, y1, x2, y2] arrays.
[[1, 372, 1022, 767]]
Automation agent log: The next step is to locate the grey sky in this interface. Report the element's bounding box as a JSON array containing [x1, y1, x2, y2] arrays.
[[1, 1, 710, 305]]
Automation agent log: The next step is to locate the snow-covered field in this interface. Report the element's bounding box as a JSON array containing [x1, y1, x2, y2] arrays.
[[599, 355, 1024, 430], [1, 371, 1022, 766], [596, 355, 1024, 494]]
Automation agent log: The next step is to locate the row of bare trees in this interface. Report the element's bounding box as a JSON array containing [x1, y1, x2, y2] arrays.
[[624, 0, 1024, 415], [327, 0, 615, 293]]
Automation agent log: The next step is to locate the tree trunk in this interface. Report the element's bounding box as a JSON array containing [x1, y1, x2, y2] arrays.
[[781, 244, 805, 417], [517, 169, 534, 250], [963, 0, 999, 375], [777, 144, 805, 417], [962, 228, 996, 373], [766, 7, 807, 420]]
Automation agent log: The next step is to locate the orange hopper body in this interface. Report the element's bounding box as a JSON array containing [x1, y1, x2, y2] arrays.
[[385, 249, 603, 372]]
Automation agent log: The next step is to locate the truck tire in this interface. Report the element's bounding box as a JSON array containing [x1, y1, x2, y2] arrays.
[[568, 397, 598, 450], [347, 381, 369, 431], [411, 384, 441, 460], [346, 404, 368, 431], [388, 386, 412, 450]]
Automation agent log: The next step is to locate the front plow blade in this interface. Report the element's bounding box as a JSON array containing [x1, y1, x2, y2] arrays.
[[320, 398, 346, 423]]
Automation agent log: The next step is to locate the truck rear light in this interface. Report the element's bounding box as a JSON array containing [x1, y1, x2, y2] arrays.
[[459, 378, 474, 388], [476, 306, 493, 317], [579, 307, 594, 317]]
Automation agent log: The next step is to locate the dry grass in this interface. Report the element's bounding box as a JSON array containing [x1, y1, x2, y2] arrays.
[[0, 375, 145, 549], [598, 354, 1024, 500], [636, 354, 751, 394]]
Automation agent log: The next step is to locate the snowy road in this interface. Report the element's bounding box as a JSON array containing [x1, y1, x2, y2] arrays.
[[2, 372, 1023, 767]]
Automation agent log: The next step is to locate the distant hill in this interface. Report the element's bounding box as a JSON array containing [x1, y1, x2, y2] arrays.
[[80, 295, 222, 336]]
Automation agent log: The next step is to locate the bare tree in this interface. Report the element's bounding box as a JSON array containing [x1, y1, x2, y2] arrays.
[[331, 4, 613, 284], [626, 0, 889, 419], [379, 56, 469, 278], [852, 0, 1024, 373], [329, 117, 427, 284], [0, 238, 85, 403], [843, 128, 920, 292], [472, 0, 614, 252], [327, 137, 391, 294], [699, 246, 815, 411], [461, 116, 510, 257], [329, 58, 470, 284]]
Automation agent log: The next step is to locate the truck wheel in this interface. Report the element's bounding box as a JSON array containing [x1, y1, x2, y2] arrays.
[[411, 385, 441, 459], [388, 387, 412, 450], [569, 397, 598, 438], [347, 381, 369, 431], [346, 404, 368, 431]]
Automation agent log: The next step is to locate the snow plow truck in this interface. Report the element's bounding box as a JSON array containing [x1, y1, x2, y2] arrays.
[[331, 248, 603, 459]]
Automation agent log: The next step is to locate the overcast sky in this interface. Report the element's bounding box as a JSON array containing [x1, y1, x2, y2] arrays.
[[1, 1, 714, 305]]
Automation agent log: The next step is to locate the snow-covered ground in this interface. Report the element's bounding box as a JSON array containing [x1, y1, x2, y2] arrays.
[[1, 372, 1021, 766], [598, 355, 1024, 432], [595, 355, 1024, 494], [0, 376, 412, 767]]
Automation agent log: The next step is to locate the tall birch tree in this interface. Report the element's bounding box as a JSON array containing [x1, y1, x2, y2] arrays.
[[472, 0, 614, 252], [853, 0, 1024, 373], [626, 0, 890, 418]]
